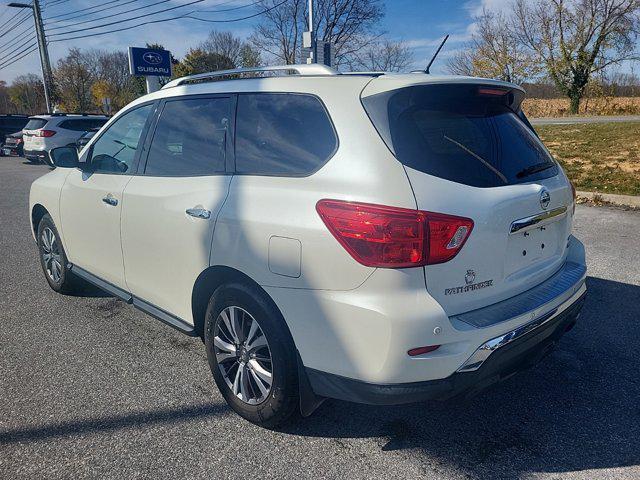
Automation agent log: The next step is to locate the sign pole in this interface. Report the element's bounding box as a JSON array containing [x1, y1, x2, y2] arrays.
[[145, 76, 160, 94]]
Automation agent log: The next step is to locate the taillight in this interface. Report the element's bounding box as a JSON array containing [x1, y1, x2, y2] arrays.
[[316, 200, 473, 268], [38, 130, 56, 137]]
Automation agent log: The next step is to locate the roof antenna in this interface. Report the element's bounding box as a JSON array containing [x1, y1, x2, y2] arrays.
[[424, 35, 449, 74]]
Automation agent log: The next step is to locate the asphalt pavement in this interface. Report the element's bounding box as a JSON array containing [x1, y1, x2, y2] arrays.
[[1, 156, 639, 479]]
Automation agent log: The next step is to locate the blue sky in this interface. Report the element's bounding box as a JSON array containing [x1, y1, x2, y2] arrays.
[[0, 0, 624, 83]]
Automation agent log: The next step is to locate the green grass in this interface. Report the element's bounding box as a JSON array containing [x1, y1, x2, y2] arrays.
[[536, 122, 640, 196]]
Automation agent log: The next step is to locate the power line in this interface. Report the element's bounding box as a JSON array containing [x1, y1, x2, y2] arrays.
[[0, 42, 37, 69], [46, 0, 174, 31], [50, 0, 287, 43], [48, 0, 207, 38], [0, 37, 37, 64], [0, 25, 35, 54], [0, 11, 32, 40], [0, 7, 26, 31], [46, 0, 256, 31], [44, 0, 125, 21], [0, 45, 38, 70], [0, 21, 33, 48]]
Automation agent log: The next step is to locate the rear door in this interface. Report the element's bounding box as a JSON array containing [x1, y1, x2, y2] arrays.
[[121, 95, 234, 324], [362, 82, 574, 315]]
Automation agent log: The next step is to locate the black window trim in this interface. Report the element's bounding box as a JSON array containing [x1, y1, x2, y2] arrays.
[[231, 91, 339, 178], [82, 100, 159, 176], [138, 93, 236, 178]]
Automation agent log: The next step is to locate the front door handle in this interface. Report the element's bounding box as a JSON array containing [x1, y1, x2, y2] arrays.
[[186, 207, 211, 219], [102, 194, 118, 206]]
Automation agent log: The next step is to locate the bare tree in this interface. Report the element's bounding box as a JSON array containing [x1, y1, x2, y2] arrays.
[[8, 74, 46, 114], [448, 9, 540, 84], [351, 38, 413, 71], [53, 48, 96, 112], [514, 0, 640, 113], [200, 30, 262, 68], [250, 0, 384, 67]]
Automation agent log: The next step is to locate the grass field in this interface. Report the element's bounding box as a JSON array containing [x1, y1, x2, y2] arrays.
[[523, 97, 640, 117], [536, 122, 640, 196]]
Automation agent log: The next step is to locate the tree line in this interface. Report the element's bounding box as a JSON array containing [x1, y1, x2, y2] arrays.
[[1, 0, 638, 115], [0, 0, 413, 115]]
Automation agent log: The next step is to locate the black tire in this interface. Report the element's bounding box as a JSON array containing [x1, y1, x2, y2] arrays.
[[36, 214, 77, 294], [204, 282, 299, 428]]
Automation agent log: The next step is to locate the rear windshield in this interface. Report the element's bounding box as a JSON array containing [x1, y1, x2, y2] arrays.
[[362, 84, 557, 188], [24, 118, 48, 130]]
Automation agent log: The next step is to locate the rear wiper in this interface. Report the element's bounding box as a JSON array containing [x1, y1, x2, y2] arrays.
[[443, 134, 508, 183], [516, 162, 555, 179]]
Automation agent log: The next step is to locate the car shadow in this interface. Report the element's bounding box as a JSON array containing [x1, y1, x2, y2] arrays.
[[281, 276, 640, 478], [0, 403, 228, 445]]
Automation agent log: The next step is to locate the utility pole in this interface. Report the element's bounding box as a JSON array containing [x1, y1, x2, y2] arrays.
[[303, 0, 316, 64], [8, 0, 54, 113]]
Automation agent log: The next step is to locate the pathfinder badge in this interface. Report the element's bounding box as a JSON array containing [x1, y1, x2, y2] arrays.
[[445, 270, 493, 295]]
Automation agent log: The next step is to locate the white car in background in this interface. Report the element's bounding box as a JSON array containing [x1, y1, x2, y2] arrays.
[[29, 65, 586, 428], [23, 114, 109, 164]]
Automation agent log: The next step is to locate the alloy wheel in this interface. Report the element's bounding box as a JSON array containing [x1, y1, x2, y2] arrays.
[[214, 306, 273, 405], [41, 227, 63, 283]]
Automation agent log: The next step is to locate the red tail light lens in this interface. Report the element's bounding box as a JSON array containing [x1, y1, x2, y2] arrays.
[[38, 130, 56, 137], [316, 200, 473, 268], [408, 345, 441, 356]]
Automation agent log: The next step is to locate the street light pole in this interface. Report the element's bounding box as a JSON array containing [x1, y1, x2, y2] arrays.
[[8, 0, 54, 113]]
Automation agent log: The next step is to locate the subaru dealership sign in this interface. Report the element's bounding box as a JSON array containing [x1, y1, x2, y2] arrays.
[[128, 47, 172, 77]]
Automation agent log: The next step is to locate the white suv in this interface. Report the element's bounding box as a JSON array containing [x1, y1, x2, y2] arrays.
[[30, 65, 586, 427], [23, 114, 109, 164]]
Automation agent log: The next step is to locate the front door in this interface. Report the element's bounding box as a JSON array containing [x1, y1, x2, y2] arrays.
[[121, 95, 233, 324], [60, 103, 155, 289]]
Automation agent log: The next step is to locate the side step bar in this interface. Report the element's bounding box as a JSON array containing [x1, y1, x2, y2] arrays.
[[69, 264, 197, 336]]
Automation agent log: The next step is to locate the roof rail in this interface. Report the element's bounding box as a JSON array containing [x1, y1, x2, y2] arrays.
[[162, 64, 338, 89]]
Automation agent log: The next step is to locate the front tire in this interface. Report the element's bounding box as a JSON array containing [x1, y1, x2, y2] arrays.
[[204, 283, 299, 428], [37, 214, 76, 293]]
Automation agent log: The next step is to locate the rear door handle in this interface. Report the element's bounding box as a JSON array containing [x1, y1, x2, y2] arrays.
[[186, 207, 211, 219], [102, 194, 118, 206]]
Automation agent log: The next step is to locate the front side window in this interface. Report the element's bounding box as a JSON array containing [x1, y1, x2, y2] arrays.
[[235, 93, 337, 176], [89, 104, 153, 174], [144, 96, 231, 176]]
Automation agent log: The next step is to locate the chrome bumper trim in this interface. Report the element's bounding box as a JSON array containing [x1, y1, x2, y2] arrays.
[[457, 287, 585, 373], [510, 206, 567, 234]]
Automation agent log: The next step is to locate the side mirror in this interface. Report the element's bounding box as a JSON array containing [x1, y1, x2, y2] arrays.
[[49, 146, 79, 168]]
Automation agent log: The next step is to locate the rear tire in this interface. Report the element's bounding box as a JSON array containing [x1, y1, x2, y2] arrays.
[[204, 282, 299, 428], [37, 214, 77, 294]]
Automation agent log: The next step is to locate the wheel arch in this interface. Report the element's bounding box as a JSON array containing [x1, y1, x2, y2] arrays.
[[191, 265, 287, 340], [31, 203, 49, 238]]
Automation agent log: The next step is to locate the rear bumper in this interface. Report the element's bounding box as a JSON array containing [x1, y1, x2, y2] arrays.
[[24, 149, 49, 162], [307, 291, 585, 405]]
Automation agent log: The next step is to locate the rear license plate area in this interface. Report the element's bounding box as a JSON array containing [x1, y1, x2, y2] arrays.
[[505, 222, 562, 273]]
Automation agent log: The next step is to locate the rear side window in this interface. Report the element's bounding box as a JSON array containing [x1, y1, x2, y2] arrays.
[[24, 118, 48, 130], [362, 84, 557, 188], [235, 93, 337, 176], [145, 96, 231, 176], [59, 119, 108, 131]]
